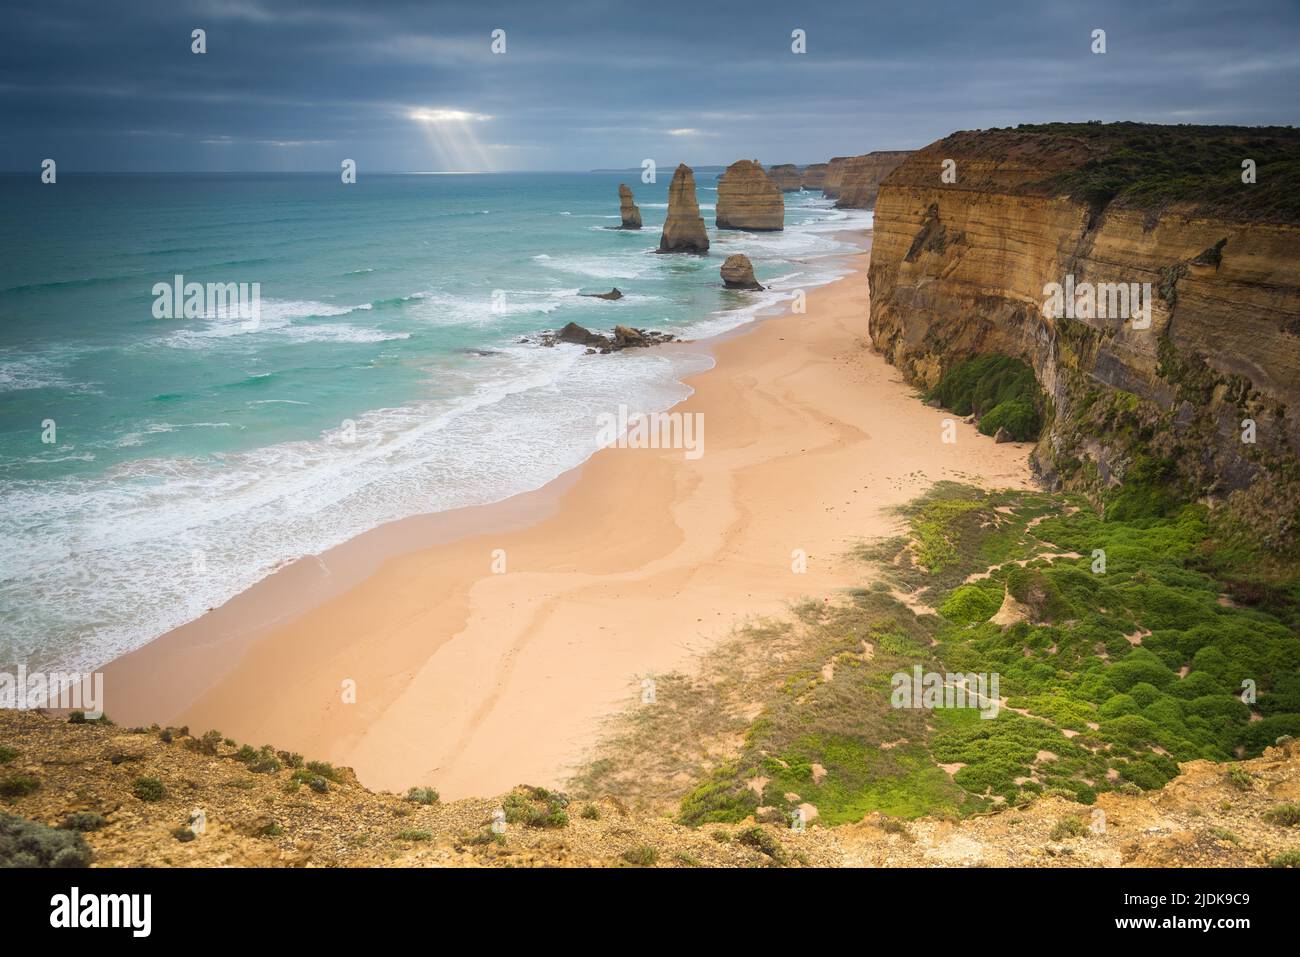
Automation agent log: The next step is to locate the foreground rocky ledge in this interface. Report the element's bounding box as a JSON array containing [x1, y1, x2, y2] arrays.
[[2, 710, 1296, 867]]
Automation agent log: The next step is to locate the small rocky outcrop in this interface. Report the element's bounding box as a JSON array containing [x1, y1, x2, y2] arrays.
[[766, 164, 803, 192], [537, 322, 677, 353], [657, 164, 710, 254], [613, 325, 646, 348], [555, 322, 608, 347], [721, 254, 763, 290], [580, 288, 623, 300], [617, 184, 641, 229], [716, 160, 784, 231]]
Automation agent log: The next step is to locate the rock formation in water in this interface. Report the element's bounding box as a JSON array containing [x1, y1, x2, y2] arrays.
[[821, 156, 851, 199], [617, 184, 641, 229], [834, 151, 914, 209], [766, 164, 803, 192], [580, 288, 623, 300], [715, 159, 784, 231], [539, 322, 677, 353], [867, 123, 1300, 543], [721, 254, 763, 290], [801, 163, 828, 191], [657, 164, 710, 254]]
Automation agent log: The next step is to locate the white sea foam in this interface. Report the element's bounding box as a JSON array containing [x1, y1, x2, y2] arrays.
[[0, 340, 712, 674]]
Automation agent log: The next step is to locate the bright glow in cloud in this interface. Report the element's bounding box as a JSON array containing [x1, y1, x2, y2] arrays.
[[408, 108, 492, 123], [666, 128, 698, 136]]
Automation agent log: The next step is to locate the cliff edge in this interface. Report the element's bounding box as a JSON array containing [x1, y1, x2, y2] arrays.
[[868, 122, 1300, 548]]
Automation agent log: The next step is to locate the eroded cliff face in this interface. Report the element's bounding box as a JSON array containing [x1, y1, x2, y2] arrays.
[[834, 150, 914, 209], [801, 163, 828, 191], [766, 164, 803, 191], [716, 159, 784, 231], [868, 126, 1300, 544], [821, 156, 851, 199]]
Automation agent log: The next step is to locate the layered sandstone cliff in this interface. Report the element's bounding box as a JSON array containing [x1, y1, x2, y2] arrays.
[[618, 183, 641, 229], [766, 164, 803, 191], [716, 160, 784, 231], [801, 163, 828, 191], [821, 156, 851, 199], [658, 164, 710, 254], [868, 123, 1300, 544], [834, 150, 914, 209]]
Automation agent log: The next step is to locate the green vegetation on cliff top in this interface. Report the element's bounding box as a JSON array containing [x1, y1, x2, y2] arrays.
[[1019, 121, 1300, 222]]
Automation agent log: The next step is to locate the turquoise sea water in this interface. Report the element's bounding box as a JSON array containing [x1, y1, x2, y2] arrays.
[[0, 172, 868, 673]]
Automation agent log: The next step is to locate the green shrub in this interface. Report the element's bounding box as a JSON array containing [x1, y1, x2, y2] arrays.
[[0, 774, 40, 799], [305, 761, 346, 783], [1225, 766, 1253, 791], [406, 786, 439, 806], [1049, 817, 1090, 841], [0, 813, 92, 867], [1270, 849, 1300, 868], [1106, 457, 1185, 521], [735, 826, 788, 865], [396, 829, 432, 842], [0, 746, 17, 764], [233, 744, 258, 763], [61, 812, 107, 832], [502, 787, 570, 829], [464, 828, 506, 847], [291, 769, 329, 793], [940, 583, 1003, 624], [1264, 804, 1300, 827], [620, 845, 659, 867], [979, 397, 1042, 442], [132, 777, 165, 802], [187, 730, 222, 756], [580, 804, 601, 820], [927, 354, 1042, 431]]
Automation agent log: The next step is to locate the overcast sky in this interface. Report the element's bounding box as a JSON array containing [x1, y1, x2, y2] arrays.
[[2, 0, 1297, 172]]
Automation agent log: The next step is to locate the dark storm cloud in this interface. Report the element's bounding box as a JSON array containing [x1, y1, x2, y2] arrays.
[[2, 0, 1297, 171]]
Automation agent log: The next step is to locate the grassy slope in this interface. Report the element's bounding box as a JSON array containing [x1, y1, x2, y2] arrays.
[[659, 481, 1300, 827]]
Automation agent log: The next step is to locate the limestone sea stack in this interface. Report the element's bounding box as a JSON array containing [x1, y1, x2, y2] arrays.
[[821, 156, 851, 199], [617, 183, 642, 229], [715, 160, 784, 231], [657, 164, 710, 254], [801, 163, 828, 191], [834, 151, 914, 209], [766, 164, 803, 191], [720, 253, 763, 290]]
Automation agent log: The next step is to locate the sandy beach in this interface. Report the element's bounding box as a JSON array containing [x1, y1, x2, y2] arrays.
[[103, 246, 1034, 799]]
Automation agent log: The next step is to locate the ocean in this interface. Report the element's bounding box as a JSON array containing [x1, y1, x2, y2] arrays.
[[0, 171, 869, 674]]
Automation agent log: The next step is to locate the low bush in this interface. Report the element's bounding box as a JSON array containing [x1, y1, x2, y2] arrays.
[[0, 813, 91, 867], [132, 777, 165, 802]]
